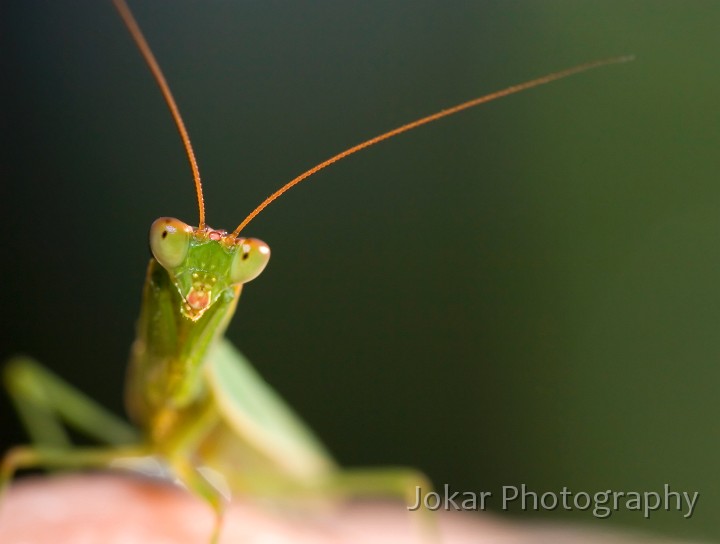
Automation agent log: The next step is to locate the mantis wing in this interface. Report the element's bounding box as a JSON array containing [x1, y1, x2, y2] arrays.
[[205, 339, 337, 482]]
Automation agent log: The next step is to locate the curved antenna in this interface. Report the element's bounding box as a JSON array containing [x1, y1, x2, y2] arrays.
[[112, 0, 206, 230], [232, 55, 633, 238]]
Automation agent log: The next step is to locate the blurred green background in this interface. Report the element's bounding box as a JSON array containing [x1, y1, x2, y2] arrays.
[[3, 0, 720, 541]]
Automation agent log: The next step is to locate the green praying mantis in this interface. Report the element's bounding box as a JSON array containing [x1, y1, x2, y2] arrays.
[[1, 0, 633, 542]]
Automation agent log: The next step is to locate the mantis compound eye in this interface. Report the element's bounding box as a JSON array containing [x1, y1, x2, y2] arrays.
[[149, 217, 193, 269], [229, 238, 271, 284]]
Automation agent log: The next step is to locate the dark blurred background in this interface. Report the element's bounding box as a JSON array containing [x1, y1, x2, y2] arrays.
[[3, 0, 720, 541]]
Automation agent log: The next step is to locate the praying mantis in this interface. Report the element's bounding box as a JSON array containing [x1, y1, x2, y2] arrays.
[[1, 0, 632, 542]]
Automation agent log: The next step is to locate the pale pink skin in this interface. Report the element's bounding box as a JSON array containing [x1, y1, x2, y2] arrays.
[[0, 474, 684, 544]]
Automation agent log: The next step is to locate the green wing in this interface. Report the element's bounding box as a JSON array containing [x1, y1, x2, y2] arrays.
[[205, 338, 337, 481]]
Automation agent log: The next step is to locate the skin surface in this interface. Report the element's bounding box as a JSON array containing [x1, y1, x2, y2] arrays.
[[0, 474, 699, 544]]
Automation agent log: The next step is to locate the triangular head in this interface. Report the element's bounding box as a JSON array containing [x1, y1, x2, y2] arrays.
[[149, 218, 270, 321]]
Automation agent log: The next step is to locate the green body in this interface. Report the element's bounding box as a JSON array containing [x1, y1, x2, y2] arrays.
[[2, 224, 431, 541], [0, 218, 436, 543], [126, 244, 336, 491]]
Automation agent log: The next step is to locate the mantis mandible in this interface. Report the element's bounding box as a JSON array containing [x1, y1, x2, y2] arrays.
[[1, 0, 632, 542]]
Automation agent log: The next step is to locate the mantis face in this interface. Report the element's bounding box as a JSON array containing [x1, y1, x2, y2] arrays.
[[149, 217, 270, 320]]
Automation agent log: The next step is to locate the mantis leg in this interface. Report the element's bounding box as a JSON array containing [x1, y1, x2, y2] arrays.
[[172, 460, 226, 544], [0, 444, 148, 502], [234, 466, 439, 543], [2, 357, 147, 501], [324, 467, 440, 544], [3, 356, 139, 447], [160, 400, 227, 544]]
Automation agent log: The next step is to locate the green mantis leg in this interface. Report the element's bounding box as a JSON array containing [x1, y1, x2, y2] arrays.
[[1, 444, 148, 499], [3, 356, 139, 447], [236, 466, 439, 543], [3, 357, 226, 542], [172, 460, 226, 544], [157, 399, 227, 544], [1, 357, 146, 497], [324, 467, 440, 544]]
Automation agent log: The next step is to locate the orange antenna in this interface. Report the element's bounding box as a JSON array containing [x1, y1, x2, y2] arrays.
[[233, 55, 633, 238], [112, 0, 206, 230]]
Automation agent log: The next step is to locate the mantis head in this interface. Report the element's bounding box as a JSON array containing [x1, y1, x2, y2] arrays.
[[149, 217, 270, 320]]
